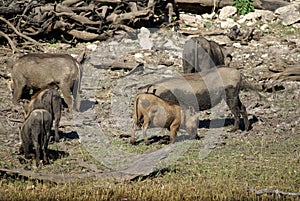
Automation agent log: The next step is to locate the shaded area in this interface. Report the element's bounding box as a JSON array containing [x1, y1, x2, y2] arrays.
[[199, 116, 259, 131]]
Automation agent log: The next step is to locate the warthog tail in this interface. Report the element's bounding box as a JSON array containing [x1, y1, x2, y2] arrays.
[[73, 62, 82, 111], [76, 48, 86, 64], [241, 78, 267, 100], [133, 95, 139, 125]]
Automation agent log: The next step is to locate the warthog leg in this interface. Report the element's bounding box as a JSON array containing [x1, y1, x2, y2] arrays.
[[12, 78, 25, 103], [131, 123, 137, 145], [142, 117, 150, 145], [42, 129, 51, 164], [169, 123, 179, 144], [54, 117, 60, 142], [239, 99, 249, 131], [33, 137, 41, 167], [60, 84, 73, 111], [226, 91, 241, 132]]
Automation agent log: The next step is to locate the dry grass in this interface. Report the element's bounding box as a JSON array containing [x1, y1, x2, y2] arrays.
[[0, 130, 299, 201]]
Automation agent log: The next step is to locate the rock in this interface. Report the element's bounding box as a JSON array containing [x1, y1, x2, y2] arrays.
[[179, 13, 204, 28], [233, 42, 242, 48], [219, 6, 237, 21], [86, 43, 97, 51], [260, 24, 269, 31], [138, 27, 153, 50], [274, 3, 300, 15], [202, 12, 216, 19], [279, 11, 300, 26], [292, 23, 300, 29], [275, 3, 300, 25], [238, 9, 275, 24], [220, 18, 238, 29]]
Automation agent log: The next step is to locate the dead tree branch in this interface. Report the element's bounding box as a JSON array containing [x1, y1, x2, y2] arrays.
[[246, 186, 300, 197], [0, 16, 44, 49]]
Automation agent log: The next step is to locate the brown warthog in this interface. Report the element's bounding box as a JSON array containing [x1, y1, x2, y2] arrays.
[[182, 36, 231, 73], [131, 93, 198, 145], [19, 109, 52, 167], [142, 67, 250, 131], [24, 85, 62, 142], [11, 53, 82, 111]]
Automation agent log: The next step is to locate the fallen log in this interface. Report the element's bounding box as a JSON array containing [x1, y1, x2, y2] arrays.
[[0, 16, 44, 50], [106, 7, 153, 24], [270, 65, 300, 81], [67, 29, 113, 41], [0, 31, 18, 53]]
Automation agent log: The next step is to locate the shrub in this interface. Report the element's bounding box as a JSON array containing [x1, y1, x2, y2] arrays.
[[233, 0, 254, 15]]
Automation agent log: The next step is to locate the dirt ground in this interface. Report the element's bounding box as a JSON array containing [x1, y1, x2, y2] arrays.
[[0, 20, 299, 184]]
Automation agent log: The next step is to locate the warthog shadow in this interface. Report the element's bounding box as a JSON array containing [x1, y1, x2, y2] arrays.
[[199, 115, 258, 131], [59, 131, 80, 141], [49, 130, 79, 142], [18, 149, 69, 165], [79, 99, 96, 112], [132, 132, 200, 145], [47, 149, 69, 161]]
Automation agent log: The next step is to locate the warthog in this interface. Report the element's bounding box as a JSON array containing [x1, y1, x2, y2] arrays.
[[24, 85, 62, 142], [142, 67, 250, 131], [19, 109, 52, 167], [182, 36, 232, 73], [131, 93, 198, 145], [11, 53, 82, 111]]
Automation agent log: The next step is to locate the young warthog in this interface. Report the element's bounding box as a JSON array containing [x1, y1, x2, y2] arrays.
[[11, 53, 82, 111], [19, 109, 52, 167], [24, 85, 62, 142], [142, 67, 250, 131], [131, 93, 198, 145], [183, 36, 231, 73]]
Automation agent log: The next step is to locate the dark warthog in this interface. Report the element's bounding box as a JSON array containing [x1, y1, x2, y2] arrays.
[[131, 93, 198, 145], [19, 109, 52, 167], [11, 53, 82, 111], [24, 85, 62, 142], [142, 67, 250, 131], [182, 36, 231, 73]]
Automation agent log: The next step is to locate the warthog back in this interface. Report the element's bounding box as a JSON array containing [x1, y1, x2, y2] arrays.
[[26, 86, 62, 142], [131, 93, 198, 145], [20, 109, 52, 167], [142, 67, 249, 131], [12, 53, 82, 111], [182, 36, 230, 73]]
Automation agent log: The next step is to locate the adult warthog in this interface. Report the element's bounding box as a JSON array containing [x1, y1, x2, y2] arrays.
[[182, 36, 232, 73], [141, 67, 250, 131], [11, 53, 82, 111]]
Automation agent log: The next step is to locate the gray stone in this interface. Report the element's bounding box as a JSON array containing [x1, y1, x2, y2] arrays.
[[238, 9, 275, 24], [220, 18, 238, 29], [279, 11, 300, 26], [179, 13, 204, 28], [292, 23, 300, 29], [219, 6, 237, 21], [274, 3, 300, 15], [138, 27, 153, 50]]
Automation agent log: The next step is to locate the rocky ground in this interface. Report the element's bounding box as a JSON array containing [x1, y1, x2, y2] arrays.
[[0, 3, 299, 182]]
